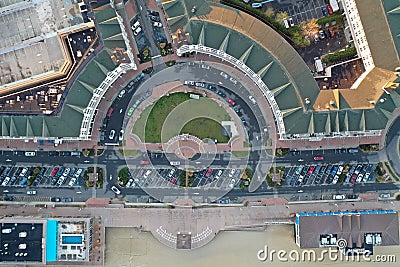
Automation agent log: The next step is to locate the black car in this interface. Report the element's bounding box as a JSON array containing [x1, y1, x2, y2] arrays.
[[347, 194, 358, 199], [217, 90, 226, 98], [291, 151, 301, 156], [148, 10, 159, 16], [51, 197, 61, 202], [48, 151, 59, 156], [337, 148, 347, 153], [61, 197, 73, 202], [51, 177, 58, 186], [149, 15, 160, 22], [4, 196, 14, 201], [60, 151, 70, 156], [207, 85, 217, 91]]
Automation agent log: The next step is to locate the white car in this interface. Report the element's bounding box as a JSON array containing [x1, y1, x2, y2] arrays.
[[118, 89, 126, 98], [201, 64, 210, 70], [170, 161, 180, 166], [133, 26, 142, 36], [228, 169, 236, 178], [153, 21, 162, 27], [126, 179, 133, 187], [220, 71, 228, 79], [109, 130, 116, 140], [74, 168, 83, 178], [229, 77, 237, 84], [248, 95, 257, 104], [25, 151, 36, 157], [111, 186, 121, 195], [333, 194, 345, 200], [119, 130, 124, 141], [68, 178, 77, 186], [229, 179, 236, 188], [27, 190, 36, 195]]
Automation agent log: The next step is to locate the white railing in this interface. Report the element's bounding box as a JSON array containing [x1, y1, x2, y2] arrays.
[[177, 44, 286, 135], [79, 63, 136, 139]]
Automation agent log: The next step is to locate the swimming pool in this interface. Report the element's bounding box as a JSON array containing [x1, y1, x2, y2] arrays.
[[61, 235, 83, 245]]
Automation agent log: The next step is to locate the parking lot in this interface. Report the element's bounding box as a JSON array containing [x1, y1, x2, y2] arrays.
[[121, 167, 245, 190], [284, 163, 377, 187], [0, 165, 87, 189], [272, 0, 327, 25]]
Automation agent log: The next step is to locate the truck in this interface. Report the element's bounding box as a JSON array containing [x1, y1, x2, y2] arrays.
[[314, 57, 324, 73], [329, 0, 340, 12]]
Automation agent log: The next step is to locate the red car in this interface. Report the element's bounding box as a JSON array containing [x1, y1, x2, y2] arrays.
[[307, 166, 315, 175], [350, 174, 357, 184], [139, 160, 149, 165], [106, 108, 114, 118], [313, 156, 324, 161], [329, 28, 335, 37], [205, 168, 212, 177], [51, 167, 59, 177], [169, 177, 177, 185], [226, 98, 236, 106], [327, 5, 333, 15]]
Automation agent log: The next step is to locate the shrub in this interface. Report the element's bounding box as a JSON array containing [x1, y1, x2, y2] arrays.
[[322, 47, 357, 63]]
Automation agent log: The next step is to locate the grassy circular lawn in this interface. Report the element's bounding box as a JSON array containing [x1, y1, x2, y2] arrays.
[[132, 92, 232, 143], [180, 117, 230, 143]]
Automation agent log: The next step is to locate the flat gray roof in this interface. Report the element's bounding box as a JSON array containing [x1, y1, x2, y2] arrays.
[[296, 211, 399, 248]]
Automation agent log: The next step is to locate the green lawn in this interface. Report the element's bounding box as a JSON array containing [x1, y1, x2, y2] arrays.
[[132, 92, 232, 143], [180, 118, 230, 143]]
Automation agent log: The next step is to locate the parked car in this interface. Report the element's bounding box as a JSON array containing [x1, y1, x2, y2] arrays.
[[226, 98, 236, 106], [380, 193, 391, 199], [322, 6, 328, 16], [109, 130, 116, 140], [248, 95, 257, 104], [319, 30, 325, 39], [111, 186, 121, 195], [140, 160, 150, 165], [27, 190, 36, 195], [313, 156, 324, 161], [25, 151, 36, 157], [153, 22, 162, 28], [333, 194, 345, 200], [218, 199, 230, 204], [289, 17, 294, 27], [327, 5, 334, 14], [220, 71, 228, 79]]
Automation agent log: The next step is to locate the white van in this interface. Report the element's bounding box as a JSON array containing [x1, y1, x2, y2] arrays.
[[133, 20, 140, 29], [283, 18, 289, 29], [314, 57, 324, 73]]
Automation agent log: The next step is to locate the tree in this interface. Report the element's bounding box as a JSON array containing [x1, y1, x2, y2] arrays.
[[275, 12, 289, 25], [300, 18, 319, 38], [265, 7, 274, 17]]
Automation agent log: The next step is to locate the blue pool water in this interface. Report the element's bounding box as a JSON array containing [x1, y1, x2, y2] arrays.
[[62, 235, 83, 244], [46, 220, 58, 262]]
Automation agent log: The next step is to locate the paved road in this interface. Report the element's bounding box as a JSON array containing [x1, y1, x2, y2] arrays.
[[385, 114, 400, 177]]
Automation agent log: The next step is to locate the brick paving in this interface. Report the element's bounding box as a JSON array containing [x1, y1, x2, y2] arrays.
[[1, 197, 398, 250]]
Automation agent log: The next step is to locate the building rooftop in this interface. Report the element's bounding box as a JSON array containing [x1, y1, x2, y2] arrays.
[[0, 0, 90, 95], [0, 220, 44, 263], [296, 210, 399, 248], [355, 0, 400, 71]]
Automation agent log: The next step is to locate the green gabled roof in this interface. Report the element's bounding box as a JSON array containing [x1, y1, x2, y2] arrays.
[[219, 31, 230, 52], [1, 118, 9, 136], [313, 112, 329, 133], [338, 92, 351, 110], [239, 44, 253, 63], [204, 23, 229, 50], [94, 6, 117, 23], [284, 109, 311, 134], [26, 118, 34, 137]]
